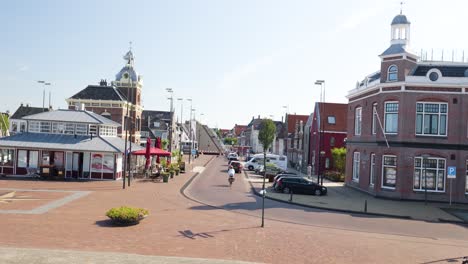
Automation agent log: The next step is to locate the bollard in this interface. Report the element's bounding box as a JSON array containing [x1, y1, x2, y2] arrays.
[[289, 190, 293, 202], [364, 199, 368, 213]]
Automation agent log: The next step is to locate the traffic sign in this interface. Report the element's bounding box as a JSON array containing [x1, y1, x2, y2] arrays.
[[447, 166, 456, 179]]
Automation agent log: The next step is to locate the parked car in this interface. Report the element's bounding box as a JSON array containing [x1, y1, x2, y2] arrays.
[[275, 177, 327, 196], [230, 161, 243, 173], [272, 173, 300, 189], [228, 157, 239, 165], [227, 152, 238, 159]]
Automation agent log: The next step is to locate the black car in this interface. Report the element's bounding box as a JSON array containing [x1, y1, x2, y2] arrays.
[[272, 174, 300, 189], [275, 177, 327, 196]]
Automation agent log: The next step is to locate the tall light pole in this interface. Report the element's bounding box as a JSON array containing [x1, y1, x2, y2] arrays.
[[177, 98, 184, 152], [38, 81, 51, 111], [187, 99, 193, 163], [166, 88, 174, 152], [315, 80, 325, 185]]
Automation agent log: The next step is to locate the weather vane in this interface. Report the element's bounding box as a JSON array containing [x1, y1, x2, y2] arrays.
[[400, 1, 404, 14], [129, 41, 133, 51]]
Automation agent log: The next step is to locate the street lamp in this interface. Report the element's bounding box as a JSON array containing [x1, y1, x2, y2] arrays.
[[177, 98, 184, 152], [186, 99, 193, 163], [166, 88, 174, 152], [421, 154, 430, 205], [315, 80, 325, 184], [38, 81, 52, 111]]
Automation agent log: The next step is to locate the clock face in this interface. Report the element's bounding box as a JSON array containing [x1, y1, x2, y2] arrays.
[[123, 73, 129, 79], [429, 72, 439, 81]]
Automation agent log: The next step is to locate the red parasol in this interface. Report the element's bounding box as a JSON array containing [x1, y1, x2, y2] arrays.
[[145, 137, 151, 169]]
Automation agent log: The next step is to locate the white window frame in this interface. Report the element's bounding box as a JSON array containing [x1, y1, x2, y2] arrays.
[[370, 153, 376, 187], [372, 103, 377, 135], [352, 152, 360, 182], [415, 102, 448, 136], [381, 155, 397, 189], [413, 156, 446, 193], [75, 124, 88, 135], [387, 65, 398, 82], [384, 101, 399, 134], [28, 121, 40, 133], [354, 107, 362, 136], [65, 123, 75, 135]]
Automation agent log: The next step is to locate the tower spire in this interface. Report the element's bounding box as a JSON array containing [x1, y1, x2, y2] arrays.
[[400, 1, 404, 14]]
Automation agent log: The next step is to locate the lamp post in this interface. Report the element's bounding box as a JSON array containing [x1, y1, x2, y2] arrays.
[[315, 80, 325, 184], [166, 88, 174, 152], [38, 81, 52, 111], [186, 99, 193, 163], [421, 154, 430, 205], [177, 98, 183, 152]]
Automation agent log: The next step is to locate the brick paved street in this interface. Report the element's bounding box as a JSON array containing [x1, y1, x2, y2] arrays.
[[1, 155, 468, 263]]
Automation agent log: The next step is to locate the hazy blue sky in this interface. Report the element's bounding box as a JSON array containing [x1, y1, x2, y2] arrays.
[[2, 0, 468, 128]]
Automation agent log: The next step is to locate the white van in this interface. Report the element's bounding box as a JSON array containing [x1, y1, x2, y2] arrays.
[[245, 154, 287, 171]]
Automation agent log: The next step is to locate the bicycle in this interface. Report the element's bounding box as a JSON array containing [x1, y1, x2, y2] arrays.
[[228, 176, 235, 187]]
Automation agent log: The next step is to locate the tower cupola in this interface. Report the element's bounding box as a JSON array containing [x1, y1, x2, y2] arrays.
[[390, 13, 410, 46]]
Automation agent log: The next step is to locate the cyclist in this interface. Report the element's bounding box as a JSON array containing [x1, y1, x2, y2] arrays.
[[228, 165, 235, 186]]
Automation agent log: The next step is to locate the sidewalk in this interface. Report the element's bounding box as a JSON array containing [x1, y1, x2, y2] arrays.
[[245, 168, 468, 223]]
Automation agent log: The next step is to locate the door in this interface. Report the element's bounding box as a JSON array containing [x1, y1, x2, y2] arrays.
[[72, 153, 83, 178]]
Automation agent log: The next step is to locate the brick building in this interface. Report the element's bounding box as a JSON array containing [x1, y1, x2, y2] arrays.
[[66, 49, 143, 144], [346, 12, 468, 203], [308, 102, 347, 176]]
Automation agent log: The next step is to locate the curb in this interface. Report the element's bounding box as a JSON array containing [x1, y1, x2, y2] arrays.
[[180, 156, 219, 207], [244, 170, 415, 221]]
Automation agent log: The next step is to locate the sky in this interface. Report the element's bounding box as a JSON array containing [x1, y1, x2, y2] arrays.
[[2, 0, 468, 129]]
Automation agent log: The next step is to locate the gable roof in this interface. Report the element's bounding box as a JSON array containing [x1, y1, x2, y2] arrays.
[[68, 85, 127, 101], [22, 109, 121, 126], [11, 105, 49, 119], [233, 125, 247, 136], [316, 102, 347, 132]]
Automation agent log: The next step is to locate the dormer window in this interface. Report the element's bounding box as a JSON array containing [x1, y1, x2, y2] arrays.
[[388, 65, 398, 81]]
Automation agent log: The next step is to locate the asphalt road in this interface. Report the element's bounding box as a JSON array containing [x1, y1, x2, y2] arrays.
[[185, 156, 468, 242]]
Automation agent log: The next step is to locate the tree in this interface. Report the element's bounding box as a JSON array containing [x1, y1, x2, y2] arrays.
[[257, 118, 276, 228], [0, 113, 9, 137], [331, 147, 346, 174], [223, 137, 238, 145], [161, 139, 169, 150]]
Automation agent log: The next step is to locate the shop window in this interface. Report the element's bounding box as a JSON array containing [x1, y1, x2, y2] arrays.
[[414, 157, 445, 192]]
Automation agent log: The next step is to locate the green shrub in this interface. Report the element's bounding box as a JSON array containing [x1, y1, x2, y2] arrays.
[[106, 206, 149, 224], [324, 170, 345, 182]]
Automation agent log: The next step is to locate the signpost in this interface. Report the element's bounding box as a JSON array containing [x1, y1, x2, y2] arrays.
[[447, 166, 456, 205]]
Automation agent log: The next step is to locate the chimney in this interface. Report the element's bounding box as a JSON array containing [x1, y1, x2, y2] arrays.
[[258, 115, 260, 119], [80, 103, 86, 111], [99, 79, 107, 86]]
